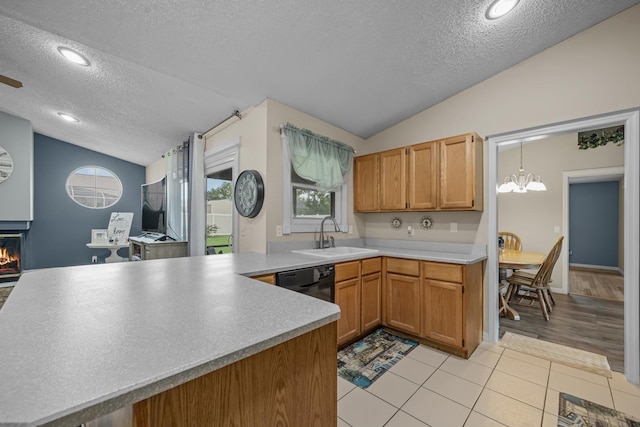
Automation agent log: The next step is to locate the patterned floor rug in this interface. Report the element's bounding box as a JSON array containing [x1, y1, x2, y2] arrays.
[[500, 331, 612, 378], [559, 392, 640, 426], [337, 328, 418, 388]]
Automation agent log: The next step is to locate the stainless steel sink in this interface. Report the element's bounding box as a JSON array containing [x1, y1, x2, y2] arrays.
[[291, 247, 379, 258]]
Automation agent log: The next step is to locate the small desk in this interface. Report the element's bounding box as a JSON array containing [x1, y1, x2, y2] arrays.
[[498, 250, 546, 320], [86, 243, 129, 263]]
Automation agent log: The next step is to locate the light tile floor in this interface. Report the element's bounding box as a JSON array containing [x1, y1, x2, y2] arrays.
[[337, 341, 640, 427]]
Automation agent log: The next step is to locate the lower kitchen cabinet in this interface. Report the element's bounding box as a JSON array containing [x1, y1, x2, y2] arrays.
[[421, 260, 484, 357], [384, 258, 421, 336], [335, 261, 361, 346], [423, 279, 463, 347], [381, 257, 484, 358], [335, 258, 382, 346], [361, 258, 382, 333], [250, 274, 275, 285]]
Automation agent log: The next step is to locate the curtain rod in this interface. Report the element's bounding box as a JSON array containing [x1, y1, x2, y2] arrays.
[[198, 110, 242, 139], [279, 123, 357, 153]]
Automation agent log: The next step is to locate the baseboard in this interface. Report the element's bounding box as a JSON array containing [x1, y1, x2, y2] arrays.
[[570, 263, 623, 275]]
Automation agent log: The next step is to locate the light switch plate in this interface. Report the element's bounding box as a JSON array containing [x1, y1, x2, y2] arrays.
[[276, 225, 283, 237], [450, 222, 458, 233], [554, 226, 560, 233]]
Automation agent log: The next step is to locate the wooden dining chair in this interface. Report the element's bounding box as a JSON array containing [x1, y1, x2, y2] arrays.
[[505, 236, 564, 321], [498, 232, 523, 289], [498, 231, 523, 252]]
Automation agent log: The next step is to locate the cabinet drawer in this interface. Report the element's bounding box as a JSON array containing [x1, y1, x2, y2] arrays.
[[386, 258, 420, 276], [361, 257, 381, 275], [424, 261, 463, 283], [335, 261, 360, 282]]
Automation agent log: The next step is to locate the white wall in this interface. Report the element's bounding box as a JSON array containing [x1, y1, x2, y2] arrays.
[[498, 133, 624, 287]]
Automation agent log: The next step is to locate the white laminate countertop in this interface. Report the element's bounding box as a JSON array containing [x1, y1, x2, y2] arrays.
[[0, 245, 486, 426]]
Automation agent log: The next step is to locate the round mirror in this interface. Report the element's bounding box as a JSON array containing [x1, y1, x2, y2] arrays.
[[0, 145, 14, 183], [66, 166, 123, 209]]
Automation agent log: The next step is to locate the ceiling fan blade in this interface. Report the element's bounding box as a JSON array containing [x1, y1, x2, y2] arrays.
[[0, 74, 23, 88]]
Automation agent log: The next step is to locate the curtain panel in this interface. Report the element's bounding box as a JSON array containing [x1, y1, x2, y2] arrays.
[[165, 141, 189, 241], [283, 123, 354, 191]]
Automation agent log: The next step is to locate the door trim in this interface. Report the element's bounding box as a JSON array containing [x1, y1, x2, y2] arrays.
[[487, 109, 639, 383]]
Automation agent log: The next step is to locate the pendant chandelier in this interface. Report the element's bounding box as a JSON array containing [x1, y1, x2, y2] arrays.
[[498, 141, 546, 193]]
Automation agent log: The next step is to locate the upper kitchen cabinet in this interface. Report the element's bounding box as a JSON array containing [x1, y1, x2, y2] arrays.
[[379, 148, 407, 210], [438, 133, 483, 210], [353, 132, 483, 212], [353, 153, 379, 212], [408, 141, 438, 210]]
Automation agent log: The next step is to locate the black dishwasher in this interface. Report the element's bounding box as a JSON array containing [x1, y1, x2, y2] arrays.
[[276, 264, 335, 302]]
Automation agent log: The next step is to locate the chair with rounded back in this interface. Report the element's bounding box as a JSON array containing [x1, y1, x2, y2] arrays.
[[498, 231, 523, 252]]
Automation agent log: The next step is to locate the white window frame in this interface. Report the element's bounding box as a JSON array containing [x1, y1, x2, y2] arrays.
[[282, 138, 347, 234]]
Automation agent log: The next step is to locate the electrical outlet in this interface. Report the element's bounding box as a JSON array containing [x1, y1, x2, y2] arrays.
[[450, 222, 458, 233], [276, 225, 283, 237], [348, 225, 353, 235], [91, 255, 98, 263], [407, 225, 414, 237]]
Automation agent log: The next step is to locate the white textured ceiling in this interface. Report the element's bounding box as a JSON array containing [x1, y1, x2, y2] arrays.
[[0, 1, 638, 166]]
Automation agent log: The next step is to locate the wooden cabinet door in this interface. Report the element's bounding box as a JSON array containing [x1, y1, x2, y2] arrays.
[[379, 148, 407, 210], [354, 154, 379, 212], [440, 134, 475, 209], [408, 141, 438, 210], [361, 272, 381, 333], [423, 279, 463, 347], [250, 274, 275, 285], [386, 273, 421, 335], [335, 278, 361, 345]]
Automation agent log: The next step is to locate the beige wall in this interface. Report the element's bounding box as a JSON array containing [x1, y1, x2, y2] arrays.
[[363, 4, 640, 248], [265, 98, 366, 245], [498, 133, 624, 286], [145, 4, 640, 260], [146, 158, 164, 183], [204, 102, 268, 253]]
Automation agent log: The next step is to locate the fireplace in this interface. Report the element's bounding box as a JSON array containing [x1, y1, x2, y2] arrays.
[[0, 233, 23, 282]]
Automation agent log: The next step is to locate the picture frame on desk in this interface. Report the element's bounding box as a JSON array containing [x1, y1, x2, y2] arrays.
[[91, 229, 109, 244]]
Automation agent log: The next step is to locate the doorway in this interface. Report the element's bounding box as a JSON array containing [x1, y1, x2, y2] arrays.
[[206, 169, 233, 254], [565, 168, 624, 301], [487, 109, 640, 383], [204, 138, 239, 254]]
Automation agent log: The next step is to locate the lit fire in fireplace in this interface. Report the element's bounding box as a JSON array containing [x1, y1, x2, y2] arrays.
[[0, 246, 20, 273]]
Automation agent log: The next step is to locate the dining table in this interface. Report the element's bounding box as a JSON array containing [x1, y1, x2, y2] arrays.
[[498, 250, 546, 320]]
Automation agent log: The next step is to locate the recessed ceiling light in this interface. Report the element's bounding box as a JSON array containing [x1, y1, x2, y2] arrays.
[[57, 47, 90, 66], [58, 113, 79, 123], [486, 0, 519, 20]]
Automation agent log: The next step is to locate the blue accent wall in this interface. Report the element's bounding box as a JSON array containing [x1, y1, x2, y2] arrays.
[[568, 181, 619, 267], [24, 134, 145, 269]]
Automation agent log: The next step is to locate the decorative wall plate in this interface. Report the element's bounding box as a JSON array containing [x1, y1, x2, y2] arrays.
[[0, 145, 14, 183], [391, 217, 402, 229], [420, 216, 433, 229], [234, 169, 265, 218]]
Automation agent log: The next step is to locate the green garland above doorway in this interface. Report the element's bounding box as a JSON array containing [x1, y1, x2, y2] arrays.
[[578, 125, 624, 150]]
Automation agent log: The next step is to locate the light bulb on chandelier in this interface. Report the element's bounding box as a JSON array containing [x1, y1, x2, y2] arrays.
[[498, 141, 547, 193]]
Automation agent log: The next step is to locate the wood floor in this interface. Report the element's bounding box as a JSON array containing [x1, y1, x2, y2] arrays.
[[500, 292, 624, 372], [569, 267, 624, 301]]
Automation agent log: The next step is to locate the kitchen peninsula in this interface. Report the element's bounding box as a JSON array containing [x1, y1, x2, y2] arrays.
[[0, 254, 340, 426], [0, 241, 486, 426]]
